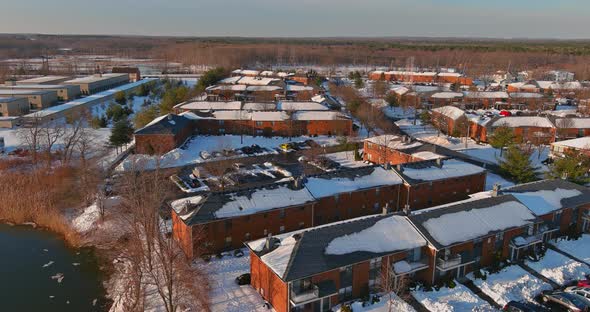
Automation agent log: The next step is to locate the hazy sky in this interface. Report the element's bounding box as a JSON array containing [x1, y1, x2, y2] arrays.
[[1, 0, 590, 38]]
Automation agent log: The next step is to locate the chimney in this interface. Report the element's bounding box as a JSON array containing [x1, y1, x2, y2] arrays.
[[167, 114, 173, 121], [264, 233, 273, 250], [396, 164, 403, 172], [403, 204, 411, 216], [382, 203, 391, 215], [384, 162, 391, 170], [435, 158, 443, 168], [491, 184, 501, 197]]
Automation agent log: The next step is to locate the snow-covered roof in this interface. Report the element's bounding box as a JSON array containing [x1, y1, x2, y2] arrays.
[[411, 151, 444, 160], [431, 92, 463, 99], [238, 76, 280, 86], [311, 95, 326, 104], [64, 73, 127, 84], [325, 215, 426, 255], [16, 75, 69, 84], [397, 159, 486, 183], [432, 106, 466, 120], [463, 91, 509, 99], [305, 166, 403, 199], [504, 179, 590, 216], [555, 118, 590, 129], [409, 195, 536, 249], [246, 85, 282, 92], [277, 101, 329, 111], [206, 84, 247, 92], [552, 137, 590, 150], [179, 101, 242, 111], [241, 102, 276, 111], [392, 86, 409, 96], [491, 117, 554, 128], [509, 92, 544, 99], [251, 111, 288, 121], [292, 111, 348, 121], [285, 85, 314, 92], [365, 135, 423, 150], [247, 214, 426, 281], [218, 76, 241, 84]]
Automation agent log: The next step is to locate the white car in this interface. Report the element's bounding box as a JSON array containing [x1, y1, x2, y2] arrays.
[[565, 286, 590, 300]]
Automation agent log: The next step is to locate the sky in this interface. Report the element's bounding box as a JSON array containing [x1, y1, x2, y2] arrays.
[[1, 0, 590, 39]]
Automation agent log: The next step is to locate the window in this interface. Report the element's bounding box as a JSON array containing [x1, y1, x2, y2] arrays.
[[368, 257, 382, 290], [338, 286, 353, 301], [495, 232, 504, 251], [373, 203, 380, 211], [279, 225, 285, 233], [219, 128, 225, 134], [256, 121, 263, 126], [334, 194, 339, 203], [218, 120, 224, 125], [554, 211, 563, 224], [375, 188, 380, 196], [279, 209, 286, 219]]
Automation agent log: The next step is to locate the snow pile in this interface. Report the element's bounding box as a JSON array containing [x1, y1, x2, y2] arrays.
[[422, 201, 535, 247], [305, 167, 402, 199], [215, 185, 315, 218], [260, 236, 298, 278], [202, 249, 270, 312], [468, 265, 552, 306], [553, 235, 590, 264], [401, 159, 485, 182], [337, 293, 416, 312], [509, 188, 582, 215], [526, 249, 590, 285], [323, 151, 370, 168], [412, 282, 496, 312], [325, 216, 426, 255]]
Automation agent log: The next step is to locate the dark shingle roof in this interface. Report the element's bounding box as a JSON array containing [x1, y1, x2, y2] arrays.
[[503, 179, 590, 211], [408, 195, 537, 250], [251, 214, 422, 282], [134, 114, 193, 135]]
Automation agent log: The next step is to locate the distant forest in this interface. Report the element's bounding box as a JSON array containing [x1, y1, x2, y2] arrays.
[[2, 34, 590, 79]]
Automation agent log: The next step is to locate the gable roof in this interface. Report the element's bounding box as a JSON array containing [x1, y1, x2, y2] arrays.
[[431, 106, 465, 120], [408, 195, 537, 250], [503, 179, 590, 216], [247, 214, 426, 282], [394, 159, 486, 184], [134, 114, 193, 135]]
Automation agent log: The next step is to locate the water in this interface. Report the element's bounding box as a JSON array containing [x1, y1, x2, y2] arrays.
[[0, 224, 109, 311]]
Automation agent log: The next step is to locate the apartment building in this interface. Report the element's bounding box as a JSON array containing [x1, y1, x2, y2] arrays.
[[0, 89, 58, 110], [64, 73, 129, 95]]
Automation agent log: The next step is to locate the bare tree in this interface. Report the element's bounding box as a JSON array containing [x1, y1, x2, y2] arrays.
[[556, 117, 575, 140], [379, 262, 410, 312], [16, 115, 43, 163]]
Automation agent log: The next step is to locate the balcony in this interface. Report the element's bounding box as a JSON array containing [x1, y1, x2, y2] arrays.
[[436, 254, 463, 271], [393, 258, 429, 276], [290, 280, 338, 306], [511, 233, 543, 248]]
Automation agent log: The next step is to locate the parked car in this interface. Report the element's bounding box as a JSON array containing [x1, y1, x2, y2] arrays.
[[566, 287, 590, 300], [541, 290, 590, 312], [578, 280, 590, 288], [500, 110, 512, 116], [235, 273, 251, 285], [503, 301, 550, 311]]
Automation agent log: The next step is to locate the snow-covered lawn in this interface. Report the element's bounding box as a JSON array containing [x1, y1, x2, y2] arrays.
[[485, 172, 514, 191], [324, 150, 369, 168], [117, 135, 341, 171], [468, 265, 552, 307], [411, 282, 496, 312], [552, 235, 590, 265], [201, 249, 272, 312], [336, 293, 416, 312], [459, 147, 549, 172], [526, 249, 590, 285]]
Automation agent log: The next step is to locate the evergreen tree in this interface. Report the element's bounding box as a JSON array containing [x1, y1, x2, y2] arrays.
[[354, 76, 364, 89], [500, 145, 538, 183], [195, 67, 227, 93], [114, 91, 127, 105], [385, 93, 399, 107], [419, 110, 431, 126], [134, 105, 159, 129], [110, 119, 134, 152], [489, 126, 515, 156], [547, 150, 590, 184]]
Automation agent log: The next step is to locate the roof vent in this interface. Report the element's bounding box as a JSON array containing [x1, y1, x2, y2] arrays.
[[491, 184, 501, 197], [435, 158, 443, 168], [382, 203, 391, 215]]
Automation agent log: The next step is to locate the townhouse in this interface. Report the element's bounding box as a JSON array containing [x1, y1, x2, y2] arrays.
[[407, 194, 539, 284], [554, 117, 590, 139], [368, 71, 472, 85], [430, 106, 468, 135], [363, 135, 449, 166], [246, 214, 429, 312], [429, 92, 463, 107], [135, 114, 194, 155], [171, 166, 405, 257], [393, 158, 487, 210], [550, 136, 590, 158], [462, 91, 509, 109], [488, 116, 556, 144]]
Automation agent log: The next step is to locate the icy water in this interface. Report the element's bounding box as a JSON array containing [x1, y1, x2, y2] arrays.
[[0, 224, 109, 311]]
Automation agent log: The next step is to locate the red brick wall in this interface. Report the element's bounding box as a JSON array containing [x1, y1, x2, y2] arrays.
[[250, 252, 289, 312], [171, 210, 193, 259], [306, 120, 352, 136], [135, 134, 177, 155], [193, 118, 350, 137], [401, 172, 487, 210], [510, 127, 556, 144], [363, 141, 424, 165]]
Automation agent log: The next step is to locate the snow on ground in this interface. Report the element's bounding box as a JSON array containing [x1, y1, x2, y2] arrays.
[[485, 172, 514, 191], [323, 150, 369, 168], [411, 282, 496, 312], [459, 147, 549, 172], [72, 197, 121, 233], [336, 293, 416, 312], [117, 135, 341, 170], [468, 265, 552, 306], [552, 235, 590, 265], [202, 249, 272, 312], [526, 249, 590, 285]]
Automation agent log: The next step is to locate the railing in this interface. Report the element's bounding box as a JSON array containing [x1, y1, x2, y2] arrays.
[[436, 254, 463, 270], [511, 233, 544, 247], [290, 284, 319, 305]]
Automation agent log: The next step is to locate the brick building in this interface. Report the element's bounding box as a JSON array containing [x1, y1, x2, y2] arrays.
[[134, 114, 194, 155], [488, 116, 556, 144], [407, 194, 539, 284], [550, 137, 590, 159], [171, 166, 404, 257], [246, 214, 428, 312], [112, 67, 141, 82], [462, 91, 509, 110], [393, 158, 487, 210], [368, 71, 472, 85], [363, 135, 445, 166], [431, 106, 468, 135], [554, 118, 590, 139]]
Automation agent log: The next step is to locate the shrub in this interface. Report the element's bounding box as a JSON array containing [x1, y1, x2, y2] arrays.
[[340, 305, 353, 312]]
